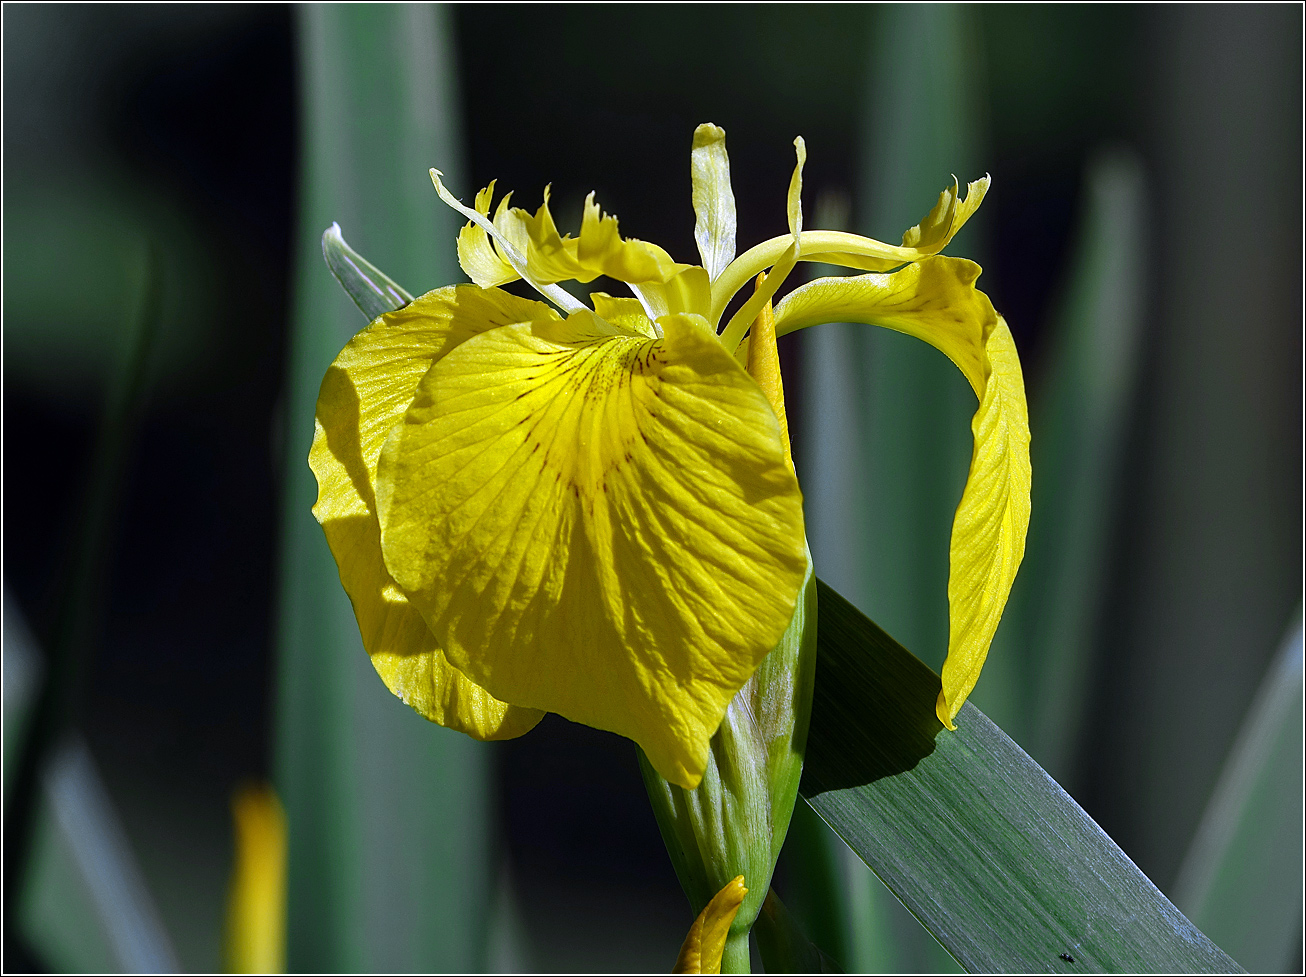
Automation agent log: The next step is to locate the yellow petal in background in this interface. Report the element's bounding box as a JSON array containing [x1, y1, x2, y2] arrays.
[[375, 311, 808, 788], [939, 315, 1031, 726], [631, 265, 712, 322], [672, 876, 748, 974], [690, 123, 737, 281], [224, 784, 286, 974], [590, 291, 658, 337], [310, 284, 551, 739]]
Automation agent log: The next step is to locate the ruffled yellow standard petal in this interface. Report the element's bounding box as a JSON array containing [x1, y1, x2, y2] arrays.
[[310, 285, 554, 740], [672, 876, 748, 974], [374, 309, 808, 788], [449, 174, 688, 297], [772, 256, 1031, 728]]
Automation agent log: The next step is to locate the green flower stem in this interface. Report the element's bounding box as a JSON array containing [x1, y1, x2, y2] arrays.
[[721, 932, 751, 974]]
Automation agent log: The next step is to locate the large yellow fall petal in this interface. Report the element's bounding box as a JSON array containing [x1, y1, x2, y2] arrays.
[[771, 260, 1030, 727], [310, 284, 552, 739], [375, 310, 808, 788]]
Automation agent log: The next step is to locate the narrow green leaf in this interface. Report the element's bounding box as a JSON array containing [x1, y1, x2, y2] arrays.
[[1016, 149, 1147, 780], [321, 222, 413, 320], [753, 887, 841, 973], [276, 6, 492, 972], [1173, 611, 1304, 972], [801, 580, 1242, 974]]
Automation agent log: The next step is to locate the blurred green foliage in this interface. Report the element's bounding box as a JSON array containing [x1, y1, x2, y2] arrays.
[[3, 4, 1299, 973]]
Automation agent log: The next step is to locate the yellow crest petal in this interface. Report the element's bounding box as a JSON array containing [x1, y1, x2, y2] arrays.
[[691, 123, 737, 281], [310, 284, 554, 739], [375, 311, 808, 788], [902, 174, 991, 252], [672, 876, 748, 974]]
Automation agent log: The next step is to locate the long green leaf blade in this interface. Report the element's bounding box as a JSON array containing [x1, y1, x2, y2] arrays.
[[802, 580, 1241, 974], [1173, 611, 1304, 972], [276, 6, 491, 971]]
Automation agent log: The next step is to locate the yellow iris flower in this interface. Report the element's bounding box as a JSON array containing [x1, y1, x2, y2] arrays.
[[309, 124, 1029, 789]]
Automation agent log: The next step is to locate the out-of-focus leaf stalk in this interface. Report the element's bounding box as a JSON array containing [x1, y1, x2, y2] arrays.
[[2, 242, 159, 961]]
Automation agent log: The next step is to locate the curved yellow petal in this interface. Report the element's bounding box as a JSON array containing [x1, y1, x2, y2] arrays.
[[672, 876, 748, 974], [939, 316, 1030, 726], [375, 310, 808, 788], [769, 261, 1030, 726], [310, 284, 553, 739], [691, 123, 737, 281], [773, 256, 995, 392]]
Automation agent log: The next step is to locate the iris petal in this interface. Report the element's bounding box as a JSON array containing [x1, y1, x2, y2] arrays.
[[375, 310, 808, 788], [310, 285, 554, 739], [771, 258, 1030, 726], [691, 123, 737, 282]]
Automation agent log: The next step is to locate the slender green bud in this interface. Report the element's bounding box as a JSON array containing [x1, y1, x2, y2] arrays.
[[639, 554, 817, 967]]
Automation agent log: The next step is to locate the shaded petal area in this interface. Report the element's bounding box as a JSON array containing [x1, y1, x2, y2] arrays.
[[375, 312, 808, 788], [310, 285, 554, 739], [772, 259, 1030, 726]]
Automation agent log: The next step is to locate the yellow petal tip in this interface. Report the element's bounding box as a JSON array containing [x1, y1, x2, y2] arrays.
[[672, 876, 748, 974]]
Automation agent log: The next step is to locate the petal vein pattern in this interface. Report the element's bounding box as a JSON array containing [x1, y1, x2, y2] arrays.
[[309, 285, 556, 740], [375, 313, 808, 788]]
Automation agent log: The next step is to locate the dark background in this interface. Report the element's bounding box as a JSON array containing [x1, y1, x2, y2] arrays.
[[4, 4, 1300, 972]]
